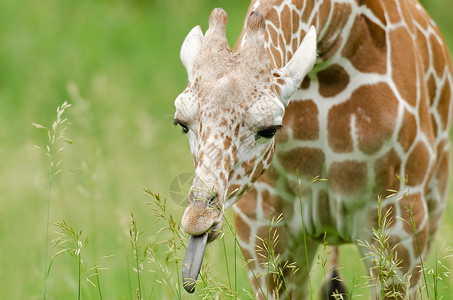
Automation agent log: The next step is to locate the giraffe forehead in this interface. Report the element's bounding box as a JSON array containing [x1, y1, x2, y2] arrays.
[[177, 74, 284, 127], [195, 93, 284, 130], [195, 66, 268, 97]]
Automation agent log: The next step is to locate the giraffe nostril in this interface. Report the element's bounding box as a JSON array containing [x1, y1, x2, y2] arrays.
[[208, 193, 218, 207], [209, 193, 217, 202]]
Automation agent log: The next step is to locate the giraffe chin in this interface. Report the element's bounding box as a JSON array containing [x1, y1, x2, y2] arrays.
[[206, 219, 223, 242]]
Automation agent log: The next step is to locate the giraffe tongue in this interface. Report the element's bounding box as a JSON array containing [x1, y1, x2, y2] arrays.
[[182, 233, 208, 293]]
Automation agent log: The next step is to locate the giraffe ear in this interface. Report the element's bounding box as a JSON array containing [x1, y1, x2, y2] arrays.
[[274, 26, 317, 106], [180, 25, 204, 78]]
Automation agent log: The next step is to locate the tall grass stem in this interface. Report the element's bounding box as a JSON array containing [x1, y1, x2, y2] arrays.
[[297, 170, 313, 298]]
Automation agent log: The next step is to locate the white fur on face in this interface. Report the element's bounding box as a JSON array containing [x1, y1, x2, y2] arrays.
[[175, 71, 283, 209]]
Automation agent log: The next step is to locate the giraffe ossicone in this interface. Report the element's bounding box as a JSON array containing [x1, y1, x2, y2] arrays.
[[180, 25, 203, 78], [175, 0, 453, 298]]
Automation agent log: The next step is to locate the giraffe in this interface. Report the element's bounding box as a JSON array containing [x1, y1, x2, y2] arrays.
[[174, 0, 453, 298]]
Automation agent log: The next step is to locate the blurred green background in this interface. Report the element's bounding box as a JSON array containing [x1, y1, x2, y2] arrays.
[[0, 0, 452, 299]]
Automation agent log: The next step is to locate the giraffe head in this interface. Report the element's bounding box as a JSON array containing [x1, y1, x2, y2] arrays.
[[175, 8, 317, 242]]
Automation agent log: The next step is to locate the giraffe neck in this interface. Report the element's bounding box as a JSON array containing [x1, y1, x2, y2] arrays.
[[258, 0, 355, 68], [315, 0, 356, 61]]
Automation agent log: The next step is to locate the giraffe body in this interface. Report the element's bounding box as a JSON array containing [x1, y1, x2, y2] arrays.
[[175, 0, 453, 298]]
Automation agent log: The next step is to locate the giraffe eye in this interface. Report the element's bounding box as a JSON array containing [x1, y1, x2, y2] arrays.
[[256, 125, 282, 139], [174, 119, 189, 134]]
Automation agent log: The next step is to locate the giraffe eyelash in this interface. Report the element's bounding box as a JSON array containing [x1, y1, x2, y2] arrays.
[[256, 125, 283, 139], [174, 119, 189, 134]]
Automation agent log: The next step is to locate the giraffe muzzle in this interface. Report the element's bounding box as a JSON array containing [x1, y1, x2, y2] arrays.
[[181, 182, 224, 292]]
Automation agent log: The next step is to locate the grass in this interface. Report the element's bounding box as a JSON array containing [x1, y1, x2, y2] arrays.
[[358, 196, 411, 298], [1, 0, 453, 299], [32, 101, 72, 299]]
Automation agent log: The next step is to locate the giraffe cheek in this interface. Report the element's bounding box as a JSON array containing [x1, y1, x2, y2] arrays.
[[226, 183, 241, 199], [250, 161, 265, 182], [192, 154, 198, 168]]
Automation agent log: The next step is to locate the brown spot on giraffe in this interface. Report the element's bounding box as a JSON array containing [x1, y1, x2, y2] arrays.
[[234, 213, 251, 244], [412, 223, 429, 257], [258, 165, 279, 187], [411, 1, 429, 29], [359, 0, 386, 25], [328, 83, 398, 154], [301, 0, 314, 24], [317, 64, 350, 98], [318, 3, 351, 60], [201, 126, 210, 142], [236, 188, 257, 220], [390, 26, 418, 106], [328, 160, 368, 196], [291, 37, 298, 54], [380, 0, 401, 23], [398, 110, 418, 152], [241, 248, 256, 270], [283, 99, 319, 140], [300, 75, 310, 89], [243, 159, 255, 177], [373, 149, 402, 198], [399, 0, 416, 33], [219, 117, 228, 128], [419, 89, 436, 146], [223, 154, 232, 172], [399, 193, 427, 234], [404, 141, 431, 186], [427, 74, 437, 106], [224, 135, 232, 150], [316, 190, 333, 227], [251, 161, 265, 182], [434, 142, 450, 200], [256, 225, 287, 255], [278, 35, 285, 60], [198, 150, 205, 166], [233, 124, 240, 137], [192, 154, 198, 168], [238, 184, 250, 198], [438, 82, 452, 131], [416, 28, 430, 72], [270, 44, 282, 68], [281, 4, 292, 43], [318, 0, 332, 35], [231, 144, 239, 162], [275, 127, 289, 143], [342, 14, 387, 74], [276, 78, 285, 86], [291, 8, 299, 39], [267, 25, 279, 48], [227, 183, 241, 197], [260, 190, 274, 217], [388, 235, 412, 273], [277, 147, 325, 181], [262, 144, 272, 162]]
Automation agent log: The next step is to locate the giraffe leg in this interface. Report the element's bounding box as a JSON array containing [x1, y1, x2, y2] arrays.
[[234, 187, 320, 299], [320, 246, 349, 299], [243, 225, 320, 300], [358, 193, 430, 299]]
